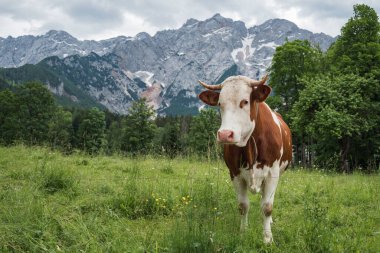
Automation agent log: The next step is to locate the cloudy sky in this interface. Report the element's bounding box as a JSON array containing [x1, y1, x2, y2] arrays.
[[0, 0, 379, 40]]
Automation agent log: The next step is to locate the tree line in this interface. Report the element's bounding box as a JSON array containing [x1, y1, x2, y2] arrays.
[[268, 4, 380, 172], [0, 82, 220, 159]]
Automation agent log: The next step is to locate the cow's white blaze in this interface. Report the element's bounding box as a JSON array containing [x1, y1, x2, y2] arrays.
[[217, 77, 255, 147]]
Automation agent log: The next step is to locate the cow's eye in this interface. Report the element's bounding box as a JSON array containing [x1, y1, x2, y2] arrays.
[[239, 99, 249, 108]]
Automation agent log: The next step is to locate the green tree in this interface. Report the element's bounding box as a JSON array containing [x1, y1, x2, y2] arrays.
[[16, 82, 55, 145], [77, 108, 106, 154], [329, 4, 380, 76], [187, 109, 220, 158], [48, 107, 73, 151], [121, 98, 156, 154], [269, 40, 323, 117], [159, 118, 182, 157], [324, 4, 380, 170], [106, 120, 123, 154], [0, 89, 21, 144], [292, 74, 376, 172]]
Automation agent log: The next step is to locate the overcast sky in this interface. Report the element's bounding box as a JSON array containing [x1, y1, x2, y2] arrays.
[[0, 0, 379, 40]]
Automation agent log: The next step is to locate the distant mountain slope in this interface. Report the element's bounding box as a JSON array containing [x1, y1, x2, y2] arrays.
[[0, 14, 336, 115], [0, 62, 104, 109], [0, 30, 129, 68]]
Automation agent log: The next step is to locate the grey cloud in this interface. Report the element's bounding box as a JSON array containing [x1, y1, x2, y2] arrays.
[[0, 0, 49, 20], [110, 0, 275, 29], [62, 1, 124, 24], [276, 0, 380, 19], [0, 0, 379, 39]]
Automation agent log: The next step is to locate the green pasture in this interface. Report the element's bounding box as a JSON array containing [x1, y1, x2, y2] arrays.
[[0, 146, 379, 252]]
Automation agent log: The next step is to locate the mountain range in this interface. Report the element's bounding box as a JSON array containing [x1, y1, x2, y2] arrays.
[[0, 14, 336, 115]]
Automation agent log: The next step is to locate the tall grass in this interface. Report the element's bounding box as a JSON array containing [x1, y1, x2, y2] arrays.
[[0, 145, 379, 252]]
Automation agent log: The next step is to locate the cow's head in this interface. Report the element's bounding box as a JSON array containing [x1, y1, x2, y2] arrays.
[[198, 75, 271, 147]]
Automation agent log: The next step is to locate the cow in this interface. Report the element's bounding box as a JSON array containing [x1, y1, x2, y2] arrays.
[[198, 75, 292, 244]]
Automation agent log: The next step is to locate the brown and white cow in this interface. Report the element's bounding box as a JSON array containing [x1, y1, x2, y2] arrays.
[[198, 75, 292, 243]]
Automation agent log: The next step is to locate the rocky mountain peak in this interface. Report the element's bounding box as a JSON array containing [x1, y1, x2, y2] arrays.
[[44, 30, 78, 44], [183, 18, 199, 27], [260, 18, 298, 29], [201, 13, 237, 31], [136, 32, 152, 40]]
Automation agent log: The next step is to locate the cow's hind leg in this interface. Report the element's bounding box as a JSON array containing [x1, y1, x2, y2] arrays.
[[233, 176, 249, 231], [261, 170, 279, 244]]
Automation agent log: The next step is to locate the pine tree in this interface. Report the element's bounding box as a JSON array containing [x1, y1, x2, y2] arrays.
[[121, 98, 156, 154], [160, 117, 182, 157], [77, 108, 106, 154], [187, 109, 220, 158], [16, 82, 55, 145], [48, 107, 73, 152], [0, 89, 20, 144]]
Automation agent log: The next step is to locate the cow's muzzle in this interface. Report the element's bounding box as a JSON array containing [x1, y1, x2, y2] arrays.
[[217, 130, 235, 143]]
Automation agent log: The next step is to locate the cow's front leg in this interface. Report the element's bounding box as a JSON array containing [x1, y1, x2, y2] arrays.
[[261, 171, 279, 244], [233, 176, 249, 231]]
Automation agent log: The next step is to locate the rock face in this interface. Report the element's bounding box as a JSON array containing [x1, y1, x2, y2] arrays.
[[0, 30, 129, 68], [0, 14, 335, 115]]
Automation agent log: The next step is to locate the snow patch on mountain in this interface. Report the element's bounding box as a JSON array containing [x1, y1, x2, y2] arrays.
[[231, 35, 255, 66], [134, 71, 155, 87], [258, 41, 278, 50], [202, 27, 232, 38]]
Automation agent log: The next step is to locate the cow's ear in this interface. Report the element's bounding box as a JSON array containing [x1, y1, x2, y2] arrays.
[[251, 85, 271, 102], [199, 90, 220, 106]]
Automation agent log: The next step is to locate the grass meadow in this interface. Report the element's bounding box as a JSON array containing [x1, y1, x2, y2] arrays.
[[0, 145, 379, 252]]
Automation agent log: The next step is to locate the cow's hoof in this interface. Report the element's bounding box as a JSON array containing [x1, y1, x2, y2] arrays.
[[263, 231, 273, 244]]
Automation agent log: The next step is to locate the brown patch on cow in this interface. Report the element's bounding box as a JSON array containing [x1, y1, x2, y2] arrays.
[[239, 202, 248, 215], [223, 137, 257, 179], [243, 137, 256, 168], [277, 114, 292, 170], [250, 100, 258, 121], [223, 144, 241, 179], [263, 203, 273, 217], [252, 103, 283, 169]]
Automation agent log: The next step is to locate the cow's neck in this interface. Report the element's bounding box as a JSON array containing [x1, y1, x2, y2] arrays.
[[223, 138, 258, 179]]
